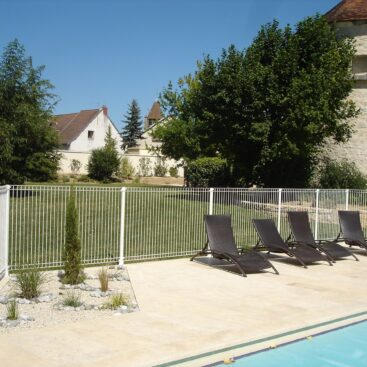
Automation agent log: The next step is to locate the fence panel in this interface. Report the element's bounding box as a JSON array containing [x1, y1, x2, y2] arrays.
[[124, 187, 209, 261], [5, 186, 367, 270], [212, 188, 279, 246], [348, 190, 367, 237], [0, 186, 10, 278], [9, 186, 120, 270]]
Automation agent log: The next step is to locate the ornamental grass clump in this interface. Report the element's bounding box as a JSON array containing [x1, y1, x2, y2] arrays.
[[98, 268, 109, 292], [63, 188, 84, 285], [62, 290, 82, 308], [6, 300, 19, 320], [103, 293, 128, 310], [14, 267, 47, 299]]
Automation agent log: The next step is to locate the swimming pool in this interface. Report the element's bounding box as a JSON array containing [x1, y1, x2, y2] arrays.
[[211, 320, 367, 367]]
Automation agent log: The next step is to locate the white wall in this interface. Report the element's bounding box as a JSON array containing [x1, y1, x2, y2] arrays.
[[68, 110, 122, 152], [58, 110, 123, 174], [123, 154, 184, 177]]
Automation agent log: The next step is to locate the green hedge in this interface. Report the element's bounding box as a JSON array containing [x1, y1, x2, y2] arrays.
[[185, 157, 230, 187]]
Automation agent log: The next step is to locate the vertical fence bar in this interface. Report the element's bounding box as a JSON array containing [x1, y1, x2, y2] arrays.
[[209, 188, 214, 215], [314, 189, 320, 240], [345, 189, 349, 210], [119, 187, 127, 266], [3, 185, 10, 277], [277, 188, 282, 231]]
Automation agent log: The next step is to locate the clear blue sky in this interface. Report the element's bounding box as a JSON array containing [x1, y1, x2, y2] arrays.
[[0, 0, 339, 129]]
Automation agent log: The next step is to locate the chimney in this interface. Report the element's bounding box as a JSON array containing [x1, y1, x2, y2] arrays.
[[102, 105, 108, 116]]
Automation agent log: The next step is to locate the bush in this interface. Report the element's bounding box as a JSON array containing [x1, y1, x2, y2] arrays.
[[88, 127, 120, 181], [77, 174, 91, 182], [138, 157, 152, 177], [14, 267, 48, 299], [169, 166, 178, 178], [119, 157, 135, 179], [185, 157, 230, 187], [88, 148, 120, 181], [154, 160, 167, 177], [70, 159, 82, 175], [62, 175, 70, 183], [63, 188, 84, 285], [316, 158, 367, 189]]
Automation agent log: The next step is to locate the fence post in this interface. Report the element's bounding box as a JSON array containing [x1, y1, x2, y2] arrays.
[[209, 188, 214, 215], [314, 189, 320, 240], [277, 188, 282, 231], [119, 187, 127, 267], [3, 185, 10, 277], [345, 189, 349, 210]]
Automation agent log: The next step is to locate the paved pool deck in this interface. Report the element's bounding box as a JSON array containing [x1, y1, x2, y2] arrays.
[[0, 251, 367, 367]]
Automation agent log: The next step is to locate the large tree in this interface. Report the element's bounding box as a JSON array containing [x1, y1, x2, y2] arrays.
[[0, 39, 60, 184], [154, 15, 359, 187], [121, 99, 142, 149]]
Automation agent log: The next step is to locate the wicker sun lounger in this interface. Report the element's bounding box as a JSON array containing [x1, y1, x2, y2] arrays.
[[288, 211, 358, 262], [252, 219, 332, 268], [190, 215, 279, 277], [338, 210, 367, 252]]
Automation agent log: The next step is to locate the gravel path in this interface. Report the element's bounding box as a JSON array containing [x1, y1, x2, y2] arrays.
[[0, 265, 139, 333]]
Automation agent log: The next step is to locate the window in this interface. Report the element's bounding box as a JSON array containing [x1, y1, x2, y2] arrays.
[[88, 130, 94, 139], [352, 55, 367, 74]]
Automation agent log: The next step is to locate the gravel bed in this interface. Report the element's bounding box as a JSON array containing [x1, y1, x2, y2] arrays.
[[0, 265, 139, 333]]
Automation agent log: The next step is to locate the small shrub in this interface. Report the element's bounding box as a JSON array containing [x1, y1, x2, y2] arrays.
[[62, 290, 82, 307], [138, 157, 152, 176], [6, 300, 19, 320], [88, 128, 120, 181], [315, 158, 367, 189], [119, 157, 135, 179], [98, 268, 109, 292], [63, 188, 84, 285], [62, 175, 70, 183], [154, 161, 167, 177], [70, 159, 82, 175], [169, 166, 178, 178], [14, 268, 48, 299], [77, 174, 90, 182], [185, 157, 230, 187], [103, 293, 128, 310]]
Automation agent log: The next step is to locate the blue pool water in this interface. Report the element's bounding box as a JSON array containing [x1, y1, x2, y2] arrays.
[[214, 320, 367, 367]]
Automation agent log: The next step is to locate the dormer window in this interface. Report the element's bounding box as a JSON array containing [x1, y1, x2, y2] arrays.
[[88, 130, 94, 139]]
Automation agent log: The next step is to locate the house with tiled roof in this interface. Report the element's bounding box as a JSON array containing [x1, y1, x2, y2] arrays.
[[325, 0, 367, 173], [53, 106, 122, 174], [124, 100, 184, 177]]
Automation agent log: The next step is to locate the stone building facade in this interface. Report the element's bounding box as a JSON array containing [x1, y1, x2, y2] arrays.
[[325, 0, 367, 173]]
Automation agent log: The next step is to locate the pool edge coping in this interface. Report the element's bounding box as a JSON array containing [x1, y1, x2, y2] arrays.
[[153, 310, 367, 367]]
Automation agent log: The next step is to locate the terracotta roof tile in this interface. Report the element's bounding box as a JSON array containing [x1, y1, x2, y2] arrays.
[[52, 109, 100, 145], [326, 0, 367, 23]]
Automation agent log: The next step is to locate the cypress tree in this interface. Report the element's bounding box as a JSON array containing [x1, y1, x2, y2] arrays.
[[63, 187, 84, 284]]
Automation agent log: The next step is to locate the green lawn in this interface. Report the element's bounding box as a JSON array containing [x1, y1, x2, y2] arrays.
[[8, 186, 366, 270]]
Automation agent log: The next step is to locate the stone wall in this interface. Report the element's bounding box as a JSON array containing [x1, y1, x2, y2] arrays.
[[326, 21, 367, 174]]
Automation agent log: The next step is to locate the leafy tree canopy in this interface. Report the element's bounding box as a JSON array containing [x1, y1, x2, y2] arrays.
[[121, 99, 143, 149], [154, 15, 358, 187], [0, 39, 60, 184]]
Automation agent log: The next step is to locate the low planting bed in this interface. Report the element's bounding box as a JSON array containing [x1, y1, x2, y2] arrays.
[[0, 265, 138, 332]]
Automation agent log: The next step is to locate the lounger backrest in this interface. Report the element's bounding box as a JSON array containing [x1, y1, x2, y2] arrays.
[[338, 210, 365, 242], [252, 219, 288, 251], [288, 211, 316, 245], [204, 215, 239, 255]]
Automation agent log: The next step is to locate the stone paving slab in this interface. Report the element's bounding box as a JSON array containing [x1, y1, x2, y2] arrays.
[[0, 252, 366, 367]]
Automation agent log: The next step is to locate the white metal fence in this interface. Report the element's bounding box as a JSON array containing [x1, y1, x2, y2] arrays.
[[3, 185, 367, 271], [0, 186, 10, 278]]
